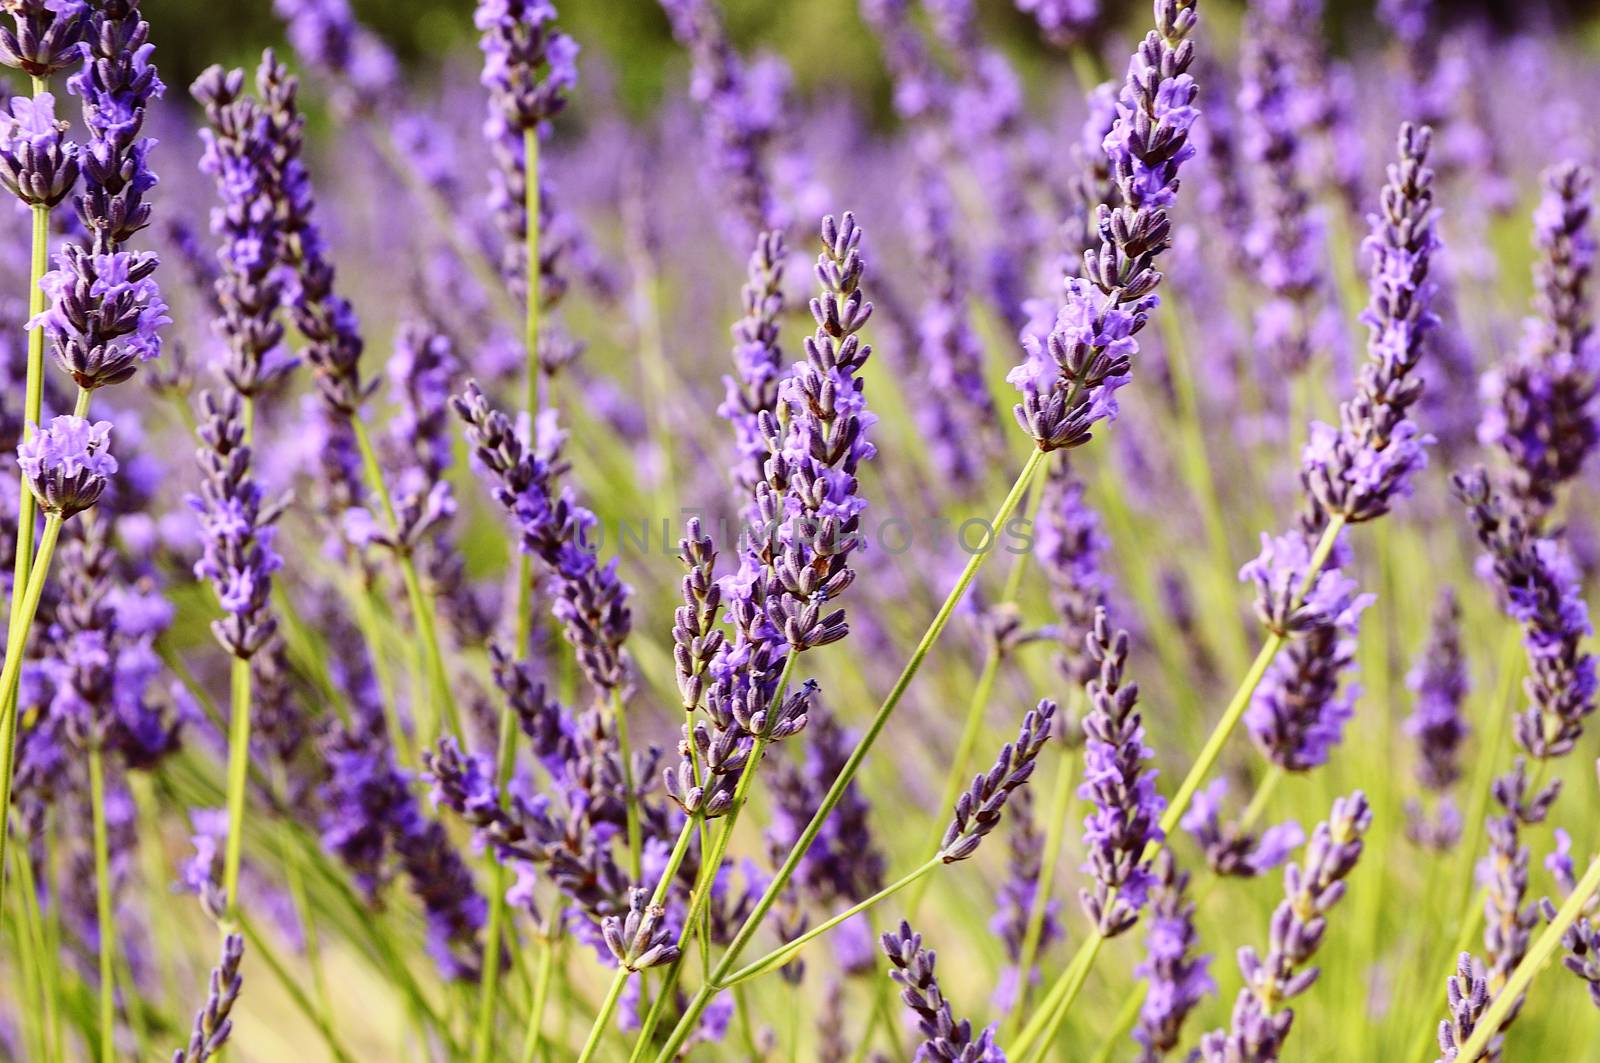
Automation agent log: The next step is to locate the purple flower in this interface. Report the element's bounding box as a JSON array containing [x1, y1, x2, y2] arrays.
[[1037, 469, 1111, 685], [1455, 468, 1597, 759], [1133, 851, 1214, 1060], [1014, 0, 1098, 47], [0, 0, 86, 78], [0, 90, 77, 206], [476, 0, 576, 133], [943, 699, 1055, 863], [1078, 610, 1164, 937], [1240, 528, 1362, 637], [17, 414, 115, 518], [1198, 792, 1373, 1061], [1179, 779, 1304, 878], [171, 931, 244, 1062], [719, 230, 786, 504], [880, 921, 1007, 1063], [1433, 953, 1491, 1063], [273, 0, 399, 115], [1011, 0, 1201, 452], [29, 247, 169, 389], [1478, 162, 1599, 526]]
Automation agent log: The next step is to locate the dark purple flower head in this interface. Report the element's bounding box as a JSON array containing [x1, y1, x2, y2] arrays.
[[1240, 528, 1361, 638], [1078, 609, 1165, 937], [18, 414, 115, 518], [1246, 587, 1370, 772], [0, 91, 78, 206], [1479, 161, 1599, 526], [69, 0, 164, 251], [1454, 468, 1596, 759], [1434, 952, 1491, 1063], [1134, 850, 1215, 1059], [29, 246, 168, 389], [170, 931, 244, 1063], [475, 0, 576, 134], [186, 390, 285, 659], [1199, 791, 1373, 1061], [942, 699, 1054, 863], [1010, 0, 1200, 452], [1302, 123, 1439, 526], [602, 887, 680, 972], [879, 920, 1005, 1063], [719, 230, 786, 504], [0, 0, 85, 78]]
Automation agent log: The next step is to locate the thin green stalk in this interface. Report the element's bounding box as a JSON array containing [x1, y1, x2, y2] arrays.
[[349, 417, 462, 743], [9, 842, 48, 1061], [518, 927, 562, 1063], [1013, 516, 1348, 1057], [88, 739, 116, 1063], [1456, 854, 1600, 1060], [276, 765, 337, 1055], [221, 656, 251, 926], [1005, 718, 1079, 1031], [610, 686, 644, 880], [1089, 983, 1146, 1063], [1241, 766, 1285, 827], [575, 967, 632, 1063], [723, 856, 943, 986], [1020, 933, 1103, 1063], [734, 985, 762, 1059], [651, 448, 1050, 1061], [0, 512, 66, 893]]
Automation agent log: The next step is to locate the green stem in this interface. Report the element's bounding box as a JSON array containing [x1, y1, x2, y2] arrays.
[[1456, 854, 1600, 1060], [350, 417, 461, 743], [0, 512, 66, 898], [88, 740, 116, 1063], [1012, 516, 1348, 1057], [519, 928, 562, 1063], [722, 856, 942, 986], [1006, 716, 1079, 1031], [1020, 933, 1103, 1063], [221, 656, 252, 927], [651, 449, 1050, 1062], [9, 834, 48, 1061], [576, 966, 632, 1063], [610, 686, 643, 881], [1241, 766, 1285, 829]]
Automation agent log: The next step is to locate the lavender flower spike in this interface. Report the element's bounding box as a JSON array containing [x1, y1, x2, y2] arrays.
[[1434, 953, 1491, 1063], [0, 0, 86, 78], [1010, 0, 1200, 453], [941, 698, 1055, 862], [17, 415, 116, 518], [29, 247, 169, 389], [0, 92, 78, 207], [603, 887, 681, 972], [171, 932, 244, 1063], [1302, 123, 1440, 528], [1079, 608, 1165, 937], [1133, 850, 1215, 1060], [1198, 791, 1374, 1061], [880, 921, 1005, 1063]]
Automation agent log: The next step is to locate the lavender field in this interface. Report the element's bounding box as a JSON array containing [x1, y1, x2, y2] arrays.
[[1, 0, 1598, 1059]]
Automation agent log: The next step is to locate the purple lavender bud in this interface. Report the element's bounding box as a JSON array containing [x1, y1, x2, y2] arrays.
[[69, 0, 164, 251], [17, 414, 115, 518], [1302, 123, 1439, 526], [0, 91, 78, 206], [1245, 586, 1370, 772], [187, 390, 284, 659], [943, 699, 1054, 864], [29, 246, 168, 389], [273, 0, 399, 115], [1133, 850, 1215, 1060], [879, 920, 1005, 1063], [170, 931, 244, 1063], [454, 380, 632, 691], [1454, 468, 1597, 759], [602, 887, 680, 972], [475, 0, 576, 134], [1479, 162, 1599, 526], [1010, 0, 1200, 452], [0, 0, 84, 77], [1179, 779, 1304, 878], [1433, 952, 1491, 1063], [1240, 528, 1361, 638], [1540, 862, 1600, 1011], [1078, 609, 1165, 936], [1198, 791, 1373, 1061]]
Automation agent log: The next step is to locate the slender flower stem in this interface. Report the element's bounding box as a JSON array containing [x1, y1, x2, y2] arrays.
[[723, 856, 943, 987], [88, 740, 116, 1063], [1007, 708, 1080, 1030], [1241, 765, 1285, 827], [0, 511, 67, 893], [349, 417, 462, 743], [519, 926, 562, 1063], [909, 481, 1046, 914], [221, 656, 251, 926], [1457, 854, 1600, 1060], [610, 686, 644, 881], [651, 448, 1050, 1062], [576, 821, 697, 1063], [1012, 515, 1349, 1057], [9, 840, 55, 1061]]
